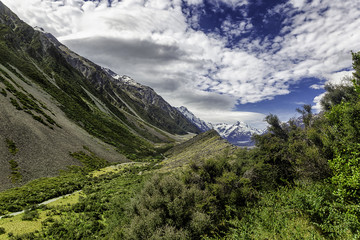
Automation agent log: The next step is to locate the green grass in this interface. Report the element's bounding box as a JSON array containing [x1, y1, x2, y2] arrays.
[[0, 211, 45, 240], [0, 191, 82, 240], [46, 191, 82, 207], [90, 162, 149, 178], [0, 172, 85, 215]]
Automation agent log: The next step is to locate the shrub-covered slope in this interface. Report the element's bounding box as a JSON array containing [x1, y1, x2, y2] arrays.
[[160, 130, 236, 172]]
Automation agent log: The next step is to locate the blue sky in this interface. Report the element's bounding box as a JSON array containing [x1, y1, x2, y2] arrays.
[[3, 0, 360, 129], [183, 0, 327, 119]]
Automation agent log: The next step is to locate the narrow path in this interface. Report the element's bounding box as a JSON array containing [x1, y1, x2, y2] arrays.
[[0, 191, 81, 219]]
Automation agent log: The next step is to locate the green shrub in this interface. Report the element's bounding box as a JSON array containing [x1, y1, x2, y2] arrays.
[[8, 159, 22, 183], [0, 227, 5, 235], [70, 151, 109, 171], [5, 139, 18, 155], [32, 115, 47, 126], [10, 97, 22, 110], [0, 171, 86, 214], [124, 174, 211, 240], [0, 88, 6, 96], [22, 209, 39, 221]]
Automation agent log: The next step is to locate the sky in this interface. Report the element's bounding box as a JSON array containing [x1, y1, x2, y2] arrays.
[[2, 0, 360, 129]]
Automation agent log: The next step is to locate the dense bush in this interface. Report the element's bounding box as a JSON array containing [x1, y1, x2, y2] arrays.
[[124, 174, 211, 240], [122, 152, 261, 239]]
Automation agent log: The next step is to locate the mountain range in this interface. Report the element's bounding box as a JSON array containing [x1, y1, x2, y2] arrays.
[[0, 0, 262, 192], [177, 106, 264, 146], [0, 1, 205, 190]]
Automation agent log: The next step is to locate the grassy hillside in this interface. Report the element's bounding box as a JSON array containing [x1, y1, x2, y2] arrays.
[[160, 130, 236, 172]]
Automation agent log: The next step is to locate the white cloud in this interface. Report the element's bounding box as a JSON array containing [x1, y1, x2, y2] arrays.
[[309, 84, 324, 90], [312, 92, 326, 112], [215, 0, 248, 9], [184, 0, 204, 5], [325, 70, 354, 86], [2, 0, 360, 126]]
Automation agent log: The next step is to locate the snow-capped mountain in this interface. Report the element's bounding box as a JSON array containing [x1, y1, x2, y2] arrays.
[[212, 121, 263, 146], [177, 106, 264, 147], [177, 106, 213, 132]]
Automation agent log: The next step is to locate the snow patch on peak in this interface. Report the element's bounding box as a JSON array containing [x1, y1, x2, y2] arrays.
[[103, 68, 143, 88], [112, 74, 121, 80], [34, 26, 46, 33], [120, 75, 142, 87]]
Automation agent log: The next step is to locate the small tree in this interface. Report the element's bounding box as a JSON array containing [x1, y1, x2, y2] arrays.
[[265, 114, 288, 140], [296, 104, 313, 129]]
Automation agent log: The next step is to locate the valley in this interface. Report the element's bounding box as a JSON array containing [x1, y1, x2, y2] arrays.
[[1, 1, 360, 239]]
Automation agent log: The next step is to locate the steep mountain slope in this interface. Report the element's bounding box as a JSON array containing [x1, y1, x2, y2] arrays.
[[177, 106, 263, 146], [44, 33, 200, 135], [0, 63, 126, 191], [0, 2, 198, 190], [177, 106, 212, 132]]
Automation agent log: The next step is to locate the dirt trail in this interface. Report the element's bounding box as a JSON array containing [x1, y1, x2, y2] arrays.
[[0, 191, 81, 219]]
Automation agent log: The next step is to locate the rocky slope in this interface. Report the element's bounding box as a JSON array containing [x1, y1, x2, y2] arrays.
[[44, 33, 200, 135]]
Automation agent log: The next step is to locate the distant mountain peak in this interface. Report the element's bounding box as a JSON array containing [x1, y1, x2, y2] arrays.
[[177, 106, 263, 147]]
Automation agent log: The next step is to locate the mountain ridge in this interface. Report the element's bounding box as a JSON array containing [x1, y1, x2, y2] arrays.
[[43, 31, 201, 135]]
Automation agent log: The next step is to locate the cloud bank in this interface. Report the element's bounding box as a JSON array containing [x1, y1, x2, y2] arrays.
[[3, 0, 360, 128]]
